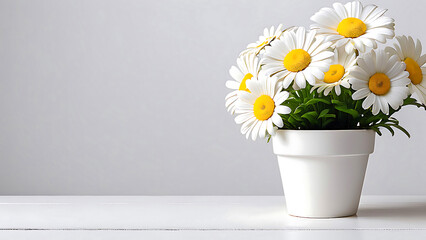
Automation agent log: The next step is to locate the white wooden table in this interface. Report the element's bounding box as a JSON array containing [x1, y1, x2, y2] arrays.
[[0, 196, 425, 239]]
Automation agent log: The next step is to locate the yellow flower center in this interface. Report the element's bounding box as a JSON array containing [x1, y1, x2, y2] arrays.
[[404, 57, 423, 85], [239, 73, 254, 92], [283, 49, 311, 72], [368, 73, 391, 95], [253, 95, 275, 120], [324, 64, 345, 83], [337, 18, 367, 38]]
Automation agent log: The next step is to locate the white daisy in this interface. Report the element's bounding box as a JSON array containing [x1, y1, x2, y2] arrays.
[[349, 50, 410, 115], [310, 1, 395, 53], [235, 73, 291, 141], [312, 46, 356, 96], [240, 24, 287, 56], [225, 53, 261, 114], [385, 35, 426, 104], [262, 27, 334, 89]]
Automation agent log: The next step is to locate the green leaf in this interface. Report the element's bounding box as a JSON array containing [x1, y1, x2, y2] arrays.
[[321, 118, 335, 128], [388, 117, 399, 124], [403, 97, 417, 105], [323, 114, 336, 118], [318, 109, 329, 118], [391, 124, 411, 138], [335, 105, 359, 118], [341, 87, 353, 96], [377, 124, 395, 136], [305, 98, 331, 106], [291, 113, 303, 121], [402, 97, 426, 110], [364, 114, 383, 125], [301, 111, 319, 125], [288, 116, 299, 127], [331, 99, 344, 105], [371, 126, 382, 136], [293, 107, 302, 114]]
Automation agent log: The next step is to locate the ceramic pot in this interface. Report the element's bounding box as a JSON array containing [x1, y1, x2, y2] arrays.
[[272, 129, 375, 218]]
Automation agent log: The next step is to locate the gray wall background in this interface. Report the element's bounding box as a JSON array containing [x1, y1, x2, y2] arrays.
[[0, 0, 425, 195]]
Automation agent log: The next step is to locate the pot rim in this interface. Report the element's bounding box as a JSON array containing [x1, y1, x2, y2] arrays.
[[272, 128, 376, 156], [276, 129, 374, 133]]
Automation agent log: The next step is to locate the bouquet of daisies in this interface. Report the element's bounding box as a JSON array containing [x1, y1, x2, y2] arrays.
[[225, 1, 426, 141]]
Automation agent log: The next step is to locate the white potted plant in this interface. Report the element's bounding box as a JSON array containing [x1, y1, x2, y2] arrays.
[[225, 1, 426, 218]]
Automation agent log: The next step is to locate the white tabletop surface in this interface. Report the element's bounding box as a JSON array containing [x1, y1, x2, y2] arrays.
[[1, 196, 425, 239]]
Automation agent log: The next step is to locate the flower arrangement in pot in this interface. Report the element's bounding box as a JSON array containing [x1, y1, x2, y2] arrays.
[[225, 1, 426, 218]]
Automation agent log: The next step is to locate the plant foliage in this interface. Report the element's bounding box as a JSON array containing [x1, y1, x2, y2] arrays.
[[279, 85, 426, 137]]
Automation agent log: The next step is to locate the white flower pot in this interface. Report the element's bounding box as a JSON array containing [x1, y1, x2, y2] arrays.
[[272, 129, 375, 218]]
